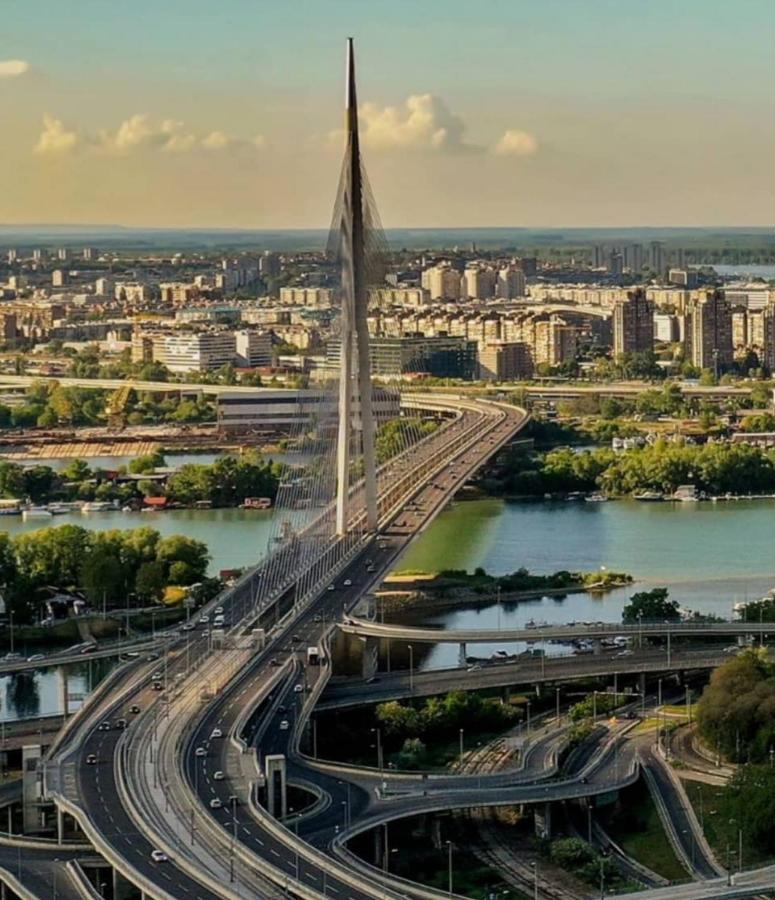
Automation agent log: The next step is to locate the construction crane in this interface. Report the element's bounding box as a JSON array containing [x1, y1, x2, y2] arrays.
[[105, 383, 134, 430]]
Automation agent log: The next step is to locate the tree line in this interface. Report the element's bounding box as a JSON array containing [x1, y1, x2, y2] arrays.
[[0, 452, 281, 507], [485, 439, 775, 497], [0, 524, 211, 623]]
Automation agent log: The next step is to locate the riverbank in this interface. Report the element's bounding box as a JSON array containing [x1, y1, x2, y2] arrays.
[[377, 569, 632, 615]]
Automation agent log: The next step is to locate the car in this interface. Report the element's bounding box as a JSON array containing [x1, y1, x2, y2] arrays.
[[129, 705, 141, 714], [150, 850, 168, 863], [80, 645, 96, 655], [366, 565, 375, 572], [293, 684, 303, 693], [467, 664, 481, 672], [2, 653, 20, 661], [209, 798, 222, 809], [277, 704, 287, 714], [279, 720, 289, 731], [27, 654, 45, 663], [365, 676, 379, 684], [98, 721, 111, 731], [195, 746, 206, 757], [86, 753, 97, 765], [269, 658, 280, 667], [213, 771, 225, 781], [313, 614, 322, 623], [114, 718, 127, 730], [210, 728, 223, 739], [199, 614, 209, 624], [291, 635, 301, 643], [344, 579, 352, 587], [215, 606, 224, 615], [151, 672, 163, 682], [615, 649, 634, 658], [327, 584, 336, 592], [152, 682, 164, 692], [182, 623, 195, 632]]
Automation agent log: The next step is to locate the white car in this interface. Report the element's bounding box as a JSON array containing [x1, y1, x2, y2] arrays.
[[209, 798, 222, 809], [210, 728, 223, 739], [213, 771, 225, 781], [195, 747, 206, 757], [327, 584, 335, 592], [150, 850, 168, 863], [279, 719, 290, 731], [293, 684, 303, 693], [344, 579, 352, 587], [199, 614, 209, 624], [215, 606, 224, 615]]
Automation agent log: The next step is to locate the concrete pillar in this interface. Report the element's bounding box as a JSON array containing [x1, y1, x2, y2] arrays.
[[56, 806, 64, 845], [592, 639, 603, 656], [458, 642, 467, 667], [59, 670, 70, 718], [639, 672, 647, 696], [373, 822, 384, 866], [265, 754, 287, 819], [361, 637, 379, 680], [534, 682, 542, 698], [430, 817, 442, 849], [534, 802, 552, 839], [21, 744, 42, 835]]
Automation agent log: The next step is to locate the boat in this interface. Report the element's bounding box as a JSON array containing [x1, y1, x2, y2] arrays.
[[585, 493, 607, 502], [0, 500, 21, 516], [47, 502, 79, 514], [22, 507, 53, 520], [633, 491, 664, 502], [81, 501, 113, 513]]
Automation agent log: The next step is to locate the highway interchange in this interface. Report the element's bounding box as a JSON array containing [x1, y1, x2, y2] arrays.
[[0, 391, 766, 899]]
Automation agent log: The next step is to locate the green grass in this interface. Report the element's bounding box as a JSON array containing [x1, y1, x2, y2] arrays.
[[606, 781, 689, 883]]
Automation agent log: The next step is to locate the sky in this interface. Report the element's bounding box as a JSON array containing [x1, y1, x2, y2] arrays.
[[4, 0, 775, 229]]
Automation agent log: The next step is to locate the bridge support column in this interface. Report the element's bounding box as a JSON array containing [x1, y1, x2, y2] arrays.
[[21, 745, 42, 835], [265, 754, 287, 819], [373, 822, 384, 866], [639, 672, 647, 696], [361, 637, 379, 680], [534, 802, 552, 839], [592, 639, 603, 656], [56, 806, 64, 845], [59, 670, 70, 718], [458, 643, 467, 667]]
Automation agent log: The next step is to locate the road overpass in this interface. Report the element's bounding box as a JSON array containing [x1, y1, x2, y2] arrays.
[[317, 647, 732, 710], [339, 616, 772, 645]]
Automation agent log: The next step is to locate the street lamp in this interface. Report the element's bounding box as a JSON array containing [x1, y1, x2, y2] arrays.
[[530, 861, 538, 900], [407, 644, 414, 693], [371, 727, 383, 773], [445, 840, 453, 899], [459, 728, 464, 767]]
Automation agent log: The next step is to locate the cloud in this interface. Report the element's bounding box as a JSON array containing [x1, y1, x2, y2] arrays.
[[33, 113, 264, 157], [0, 59, 29, 78], [34, 115, 79, 155], [494, 129, 539, 157], [357, 93, 477, 153]]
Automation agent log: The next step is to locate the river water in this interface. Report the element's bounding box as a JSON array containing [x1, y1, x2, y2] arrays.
[[3, 495, 774, 715]]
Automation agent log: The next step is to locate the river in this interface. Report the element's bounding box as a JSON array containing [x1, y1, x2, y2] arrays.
[[3, 495, 774, 714]]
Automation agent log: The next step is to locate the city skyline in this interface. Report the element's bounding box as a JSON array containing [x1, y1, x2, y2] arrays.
[[5, 0, 775, 228]]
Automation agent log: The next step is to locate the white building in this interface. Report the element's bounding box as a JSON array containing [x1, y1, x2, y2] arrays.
[[497, 266, 527, 300], [156, 332, 236, 373], [234, 330, 273, 367]]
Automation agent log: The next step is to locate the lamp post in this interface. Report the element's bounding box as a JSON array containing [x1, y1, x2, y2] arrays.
[[530, 861, 538, 900], [555, 687, 561, 723], [371, 727, 383, 773], [446, 840, 453, 899], [407, 644, 414, 693]]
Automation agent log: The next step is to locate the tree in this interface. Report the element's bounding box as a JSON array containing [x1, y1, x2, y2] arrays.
[[13, 524, 91, 589], [0, 462, 26, 498], [397, 737, 426, 769], [156, 535, 209, 582], [721, 764, 775, 854], [375, 701, 423, 736], [135, 560, 166, 603], [622, 588, 680, 624], [80, 552, 125, 606], [696, 649, 775, 762], [61, 458, 92, 482]]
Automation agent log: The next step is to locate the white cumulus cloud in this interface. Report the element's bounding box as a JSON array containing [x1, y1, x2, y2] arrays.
[[33, 113, 265, 157], [0, 59, 29, 78], [34, 115, 79, 155], [358, 93, 476, 153], [494, 129, 539, 157]]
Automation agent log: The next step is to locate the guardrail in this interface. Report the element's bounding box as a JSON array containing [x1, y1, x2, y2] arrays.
[[65, 860, 105, 900]]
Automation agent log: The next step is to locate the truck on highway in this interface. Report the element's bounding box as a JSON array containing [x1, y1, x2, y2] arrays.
[[307, 646, 320, 666]]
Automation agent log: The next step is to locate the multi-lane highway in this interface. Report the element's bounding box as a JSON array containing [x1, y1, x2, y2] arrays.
[[41, 394, 529, 900]]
